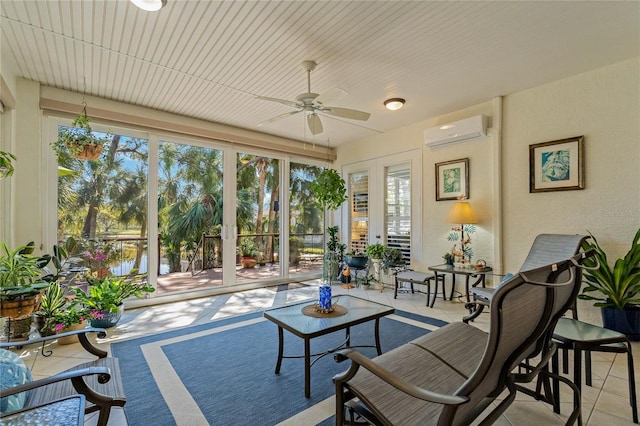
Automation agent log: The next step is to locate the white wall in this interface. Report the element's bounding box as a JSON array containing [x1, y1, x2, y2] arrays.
[[336, 57, 640, 283], [502, 57, 640, 269]]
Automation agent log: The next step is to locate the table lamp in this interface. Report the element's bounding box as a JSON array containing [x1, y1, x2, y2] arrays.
[[447, 199, 477, 263]]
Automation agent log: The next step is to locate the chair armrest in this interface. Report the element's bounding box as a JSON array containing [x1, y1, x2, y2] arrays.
[[334, 349, 469, 406], [0, 328, 108, 358], [0, 367, 111, 397]]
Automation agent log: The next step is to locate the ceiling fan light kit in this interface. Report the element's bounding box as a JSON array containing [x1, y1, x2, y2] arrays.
[[130, 0, 167, 11], [384, 98, 405, 110], [257, 60, 371, 136]]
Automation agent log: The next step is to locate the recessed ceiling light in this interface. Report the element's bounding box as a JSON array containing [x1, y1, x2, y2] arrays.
[[130, 0, 167, 12], [384, 98, 405, 111]]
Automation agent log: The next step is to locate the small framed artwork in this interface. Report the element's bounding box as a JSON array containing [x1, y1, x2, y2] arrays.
[[529, 136, 584, 193], [435, 158, 469, 201]]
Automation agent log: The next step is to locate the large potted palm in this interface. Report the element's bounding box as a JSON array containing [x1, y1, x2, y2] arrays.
[[578, 228, 640, 340]]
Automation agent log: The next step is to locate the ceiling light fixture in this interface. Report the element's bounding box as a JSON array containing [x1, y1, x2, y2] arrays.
[[384, 98, 405, 111], [130, 0, 167, 12]]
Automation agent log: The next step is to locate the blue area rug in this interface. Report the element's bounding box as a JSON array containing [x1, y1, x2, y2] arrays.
[[112, 307, 447, 426]]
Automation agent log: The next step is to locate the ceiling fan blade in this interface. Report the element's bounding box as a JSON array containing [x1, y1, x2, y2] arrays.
[[307, 113, 323, 135], [258, 110, 301, 127], [315, 87, 348, 105], [323, 107, 371, 121], [256, 96, 301, 109]]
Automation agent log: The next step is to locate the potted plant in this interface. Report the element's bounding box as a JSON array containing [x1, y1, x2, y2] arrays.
[[51, 113, 111, 161], [0, 242, 52, 339], [365, 243, 386, 288], [382, 247, 404, 273], [443, 252, 454, 266], [344, 251, 368, 269], [50, 302, 91, 344], [72, 273, 154, 328], [578, 228, 640, 339], [33, 281, 67, 336], [0, 151, 16, 178], [80, 239, 117, 277], [325, 226, 346, 283], [239, 238, 257, 268]]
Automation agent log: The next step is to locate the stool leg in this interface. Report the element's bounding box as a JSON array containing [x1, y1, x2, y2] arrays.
[[394, 276, 399, 299], [585, 350, 592, 386], [626, 341, 638, 423]]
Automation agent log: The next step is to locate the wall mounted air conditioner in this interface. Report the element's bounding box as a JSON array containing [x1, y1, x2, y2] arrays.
[[424, 115, 488, 148]]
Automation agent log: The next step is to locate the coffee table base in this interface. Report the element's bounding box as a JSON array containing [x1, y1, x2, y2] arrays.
[[274, 318, 383, 398]]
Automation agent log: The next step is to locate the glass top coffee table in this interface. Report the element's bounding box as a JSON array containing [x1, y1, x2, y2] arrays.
[[263, 295, 394, 398]]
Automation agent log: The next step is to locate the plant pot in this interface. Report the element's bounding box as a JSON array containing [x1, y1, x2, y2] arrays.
[[33, 313, 56, 337], [344, 255, 368, 269], [0, 295, 40, 319], [89, 304, 124, 329], [240, 257, 256, 268], [67, 142, 103, 160], [95, 268, 111, 279], [1, 316, 33, 341], [602, 306, 640, 341], [57, 320, 87, 345]]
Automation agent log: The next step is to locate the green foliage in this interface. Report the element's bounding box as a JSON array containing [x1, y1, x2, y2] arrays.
[[73, 273, 154, 313], [239, 237, 256, 257], [311, 169, 347, 211], [0, 242, 51, 301], [51, 304, 87, 329], [578, 229, 640, 310], [0, 151, 16, 178], [51, 113, 112, 160], [35, 281, 67, 317], [365, 243, 385, 259], [382, 247, 404, 272]]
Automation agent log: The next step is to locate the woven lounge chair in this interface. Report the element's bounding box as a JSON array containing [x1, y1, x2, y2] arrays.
[[0, 328, 125, 426], [333, 253, 591, 425]]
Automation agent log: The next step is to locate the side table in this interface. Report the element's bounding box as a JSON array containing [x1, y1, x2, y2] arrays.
[[427, 264, 493, 303]]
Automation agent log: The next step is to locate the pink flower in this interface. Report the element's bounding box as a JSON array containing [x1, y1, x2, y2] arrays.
[[55, 324, 66, 332], [90, 310, 104, 319]]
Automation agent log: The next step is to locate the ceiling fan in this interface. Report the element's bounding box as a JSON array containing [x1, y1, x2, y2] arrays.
[[257, 60, 371, 136]]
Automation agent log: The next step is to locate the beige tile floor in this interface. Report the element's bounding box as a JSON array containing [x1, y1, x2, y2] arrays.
[[9, 280, 640, 425]]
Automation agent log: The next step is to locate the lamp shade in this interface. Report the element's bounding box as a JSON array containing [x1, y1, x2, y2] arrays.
[[447, 202, 477, 224]]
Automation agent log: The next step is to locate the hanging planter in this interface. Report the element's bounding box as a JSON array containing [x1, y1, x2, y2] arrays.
[[51, 107, 111, 161], [66, 142, 103, 160]]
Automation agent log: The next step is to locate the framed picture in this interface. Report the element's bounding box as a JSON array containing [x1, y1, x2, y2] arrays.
[[435, 158, 469, 201], [529, 136, 584, 193]]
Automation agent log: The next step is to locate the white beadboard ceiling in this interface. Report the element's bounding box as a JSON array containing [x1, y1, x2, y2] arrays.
[[1, 1, 638, 146]]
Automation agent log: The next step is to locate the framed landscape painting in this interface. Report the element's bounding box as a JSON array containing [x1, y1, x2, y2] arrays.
[[435, 158, 469, 201], [529, 136, 584, 193]]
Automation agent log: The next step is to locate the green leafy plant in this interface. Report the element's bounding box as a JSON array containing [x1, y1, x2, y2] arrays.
[[34, 281, 67, 317], [365, 243, 386, 259], [0, 242, 51, 301], [50, 113, 111, 160], [50, 302, 94, 331], [72, 273, 154, 313], [239, 238, 256, 257], [578, 228, 640, 310], [382, 247, 404, 272], [0, 151, 16, 178], [311, 169, 348, 211]]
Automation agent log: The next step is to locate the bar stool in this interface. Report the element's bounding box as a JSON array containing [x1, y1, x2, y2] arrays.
[[394, 270, 445, 307]]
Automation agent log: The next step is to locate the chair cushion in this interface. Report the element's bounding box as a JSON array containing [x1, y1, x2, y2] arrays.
[[0, 348, 32, 413]]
